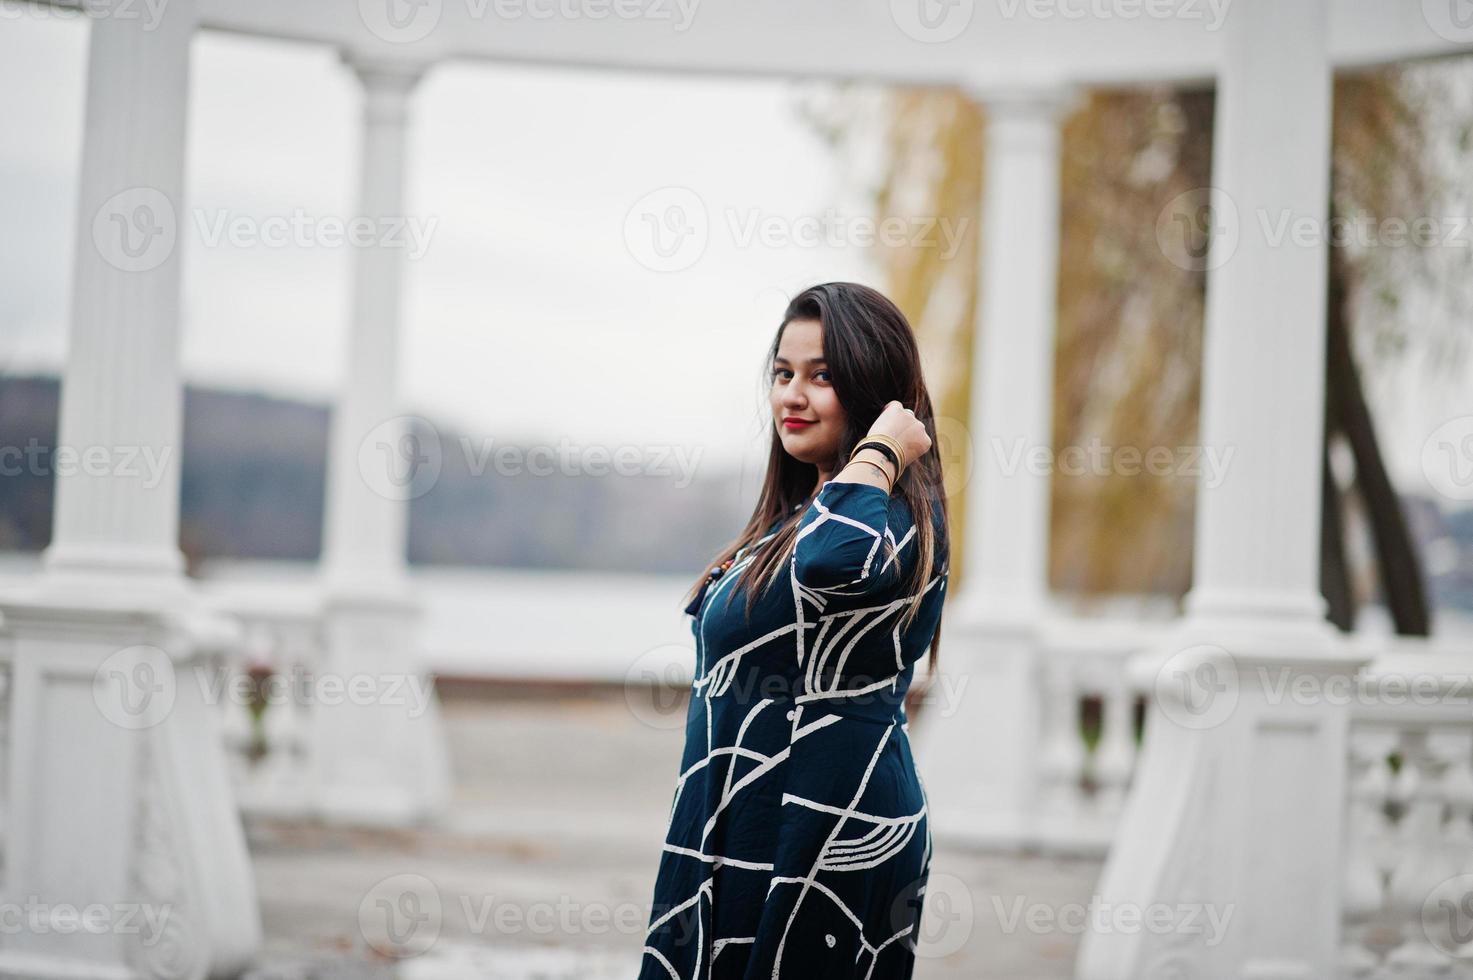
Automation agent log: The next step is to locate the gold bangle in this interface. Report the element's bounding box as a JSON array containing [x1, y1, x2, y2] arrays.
[[848, 444, 900, 487], [849, 446, 898, 489], [866, 433, 906, 470], [854, 433, 906, 474]]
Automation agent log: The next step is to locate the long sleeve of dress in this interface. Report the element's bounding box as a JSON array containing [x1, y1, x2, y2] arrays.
[[791, 480, 916, 599]]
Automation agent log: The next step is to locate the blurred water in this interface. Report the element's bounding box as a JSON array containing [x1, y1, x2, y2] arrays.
[[0, 554, 1467, 684]]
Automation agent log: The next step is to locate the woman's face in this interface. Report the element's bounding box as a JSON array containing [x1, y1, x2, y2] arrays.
[[770, 318, 845, 474]]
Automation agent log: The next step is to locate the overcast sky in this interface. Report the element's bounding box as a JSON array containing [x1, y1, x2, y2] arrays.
[[0, 14, 880, 477], [2, 14, 1469, 498]]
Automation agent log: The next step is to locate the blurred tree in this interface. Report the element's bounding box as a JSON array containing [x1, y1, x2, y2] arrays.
[[797, 83, 1212, 598], [798, 59, 1472, 634], [1321, 66, 1473, 634]]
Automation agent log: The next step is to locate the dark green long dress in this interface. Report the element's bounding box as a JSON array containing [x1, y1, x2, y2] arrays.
[[639, 479, 949, 980]]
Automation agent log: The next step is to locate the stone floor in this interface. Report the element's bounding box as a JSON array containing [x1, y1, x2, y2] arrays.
[[243, 688, 1102, 979]]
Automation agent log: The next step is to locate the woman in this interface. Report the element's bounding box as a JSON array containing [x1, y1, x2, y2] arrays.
[[639, 282, 951, 980]]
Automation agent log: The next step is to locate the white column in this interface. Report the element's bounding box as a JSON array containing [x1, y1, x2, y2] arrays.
[[0, 3, 260, 976], [1079, 1, 1369, 976], [321, 55, 423, 597], [915, 86, 1076, 848], [312, 52, 449, 826], [40, 1, 195, 592], [959, 88, 1074, 631], [1184, 17, 1336, 628]]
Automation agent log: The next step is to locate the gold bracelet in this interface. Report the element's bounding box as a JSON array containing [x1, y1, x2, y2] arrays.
[[847, 445, 899, 489], [854, 442, 895, 474], [852, 433, 907, 474], [849, 446, 898, 488], [862, 433, 906, 471]]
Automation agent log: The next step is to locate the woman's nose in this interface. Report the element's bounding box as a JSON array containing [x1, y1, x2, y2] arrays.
[[781, 382, 808, 408]]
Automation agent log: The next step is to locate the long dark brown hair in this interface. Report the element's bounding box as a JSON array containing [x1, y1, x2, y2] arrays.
[[681, 282, 950, 672]]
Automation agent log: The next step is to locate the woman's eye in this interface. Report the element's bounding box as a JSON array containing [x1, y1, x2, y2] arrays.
[[771, 369, 792, 382], [814, 370, 831, 382]]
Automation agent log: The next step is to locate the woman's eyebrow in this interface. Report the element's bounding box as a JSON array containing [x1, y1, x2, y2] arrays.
[[772, 356, 827, 365]]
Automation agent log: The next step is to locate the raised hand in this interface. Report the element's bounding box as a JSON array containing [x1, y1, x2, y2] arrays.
[[865, 400, 931, 470]]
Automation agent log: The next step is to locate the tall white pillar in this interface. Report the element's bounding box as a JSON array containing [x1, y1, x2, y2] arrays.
[[960, 88, 1073, 632], [321, 55, 422, 597], [915, 85, 1076, 848], [41, 13, 191, 593], [1184, 44, 1334, 627], [1079, 1, 1369, 976], [0, 3, 260, 976], [312, 52, 449, 826]]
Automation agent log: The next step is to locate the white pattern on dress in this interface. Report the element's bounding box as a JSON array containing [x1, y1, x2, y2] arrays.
[[643, 487, 945, 979]]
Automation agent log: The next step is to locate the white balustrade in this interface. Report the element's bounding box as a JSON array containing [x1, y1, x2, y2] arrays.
[[201, 586, 326, 820], [1339, 643, 1473, 978], [1027, 615, 1163, 853]]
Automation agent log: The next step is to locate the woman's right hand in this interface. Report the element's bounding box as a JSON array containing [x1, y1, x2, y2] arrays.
[[865, 401, 931, 469]]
